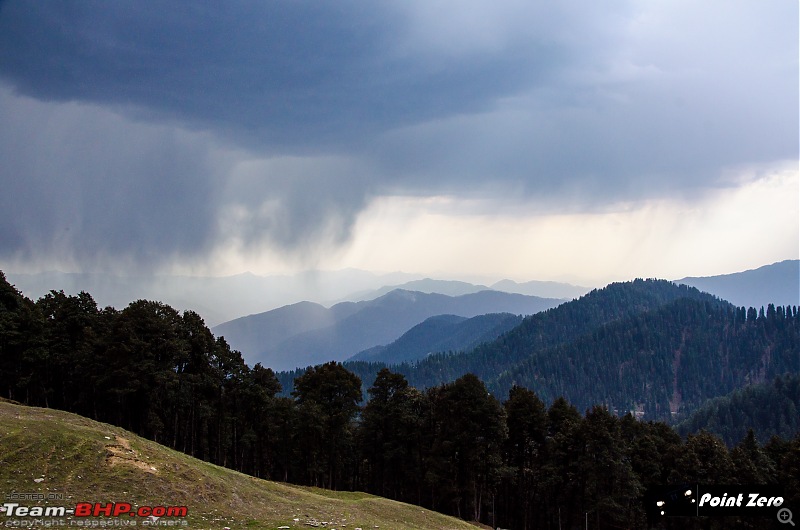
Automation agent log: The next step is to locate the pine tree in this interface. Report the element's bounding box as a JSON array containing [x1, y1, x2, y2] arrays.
[[292, 362, 362, 489]]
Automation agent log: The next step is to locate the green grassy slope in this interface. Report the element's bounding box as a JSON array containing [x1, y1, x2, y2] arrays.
[[0, 400, 478, 530]]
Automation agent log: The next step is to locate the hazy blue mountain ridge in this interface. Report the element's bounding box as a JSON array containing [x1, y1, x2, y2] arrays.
[[217, 289, 564, 371], [212, 300, 354, 363], [5, 269, 422, 327], [675, 259, 799, 310], [347, 312, 523, 364], [346, 278, 491, 301], [490, 278, 591, 300]]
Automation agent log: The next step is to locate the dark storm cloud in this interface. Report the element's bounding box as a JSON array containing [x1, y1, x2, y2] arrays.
[[0, 0, 571, 266], [0, 1, 796, 268], [0, 1, 547, 151]]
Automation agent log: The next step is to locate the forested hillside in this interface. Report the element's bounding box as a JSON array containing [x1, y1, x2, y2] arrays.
[[316, 280, 799, 421], [676, 373, 800, 446], [362, 280, 729, 389], [2, 270, 799, 529], [488, 297, 799, 417]]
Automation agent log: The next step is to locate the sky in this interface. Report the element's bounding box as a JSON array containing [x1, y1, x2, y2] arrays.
[[0, 0, 797, 287]]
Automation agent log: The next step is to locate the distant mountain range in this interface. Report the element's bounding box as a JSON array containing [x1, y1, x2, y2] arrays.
[[349, 278, 590, 301], [675, 259, 799, 309], [2, 269, 422, 327], [347, 278, 490, 300], [4, 270, 586, 328], [6, 260, 797, 377], [213, 289, 564, 371], [490, 278, 591, 300], [214, 260, 800, 372], [6, 260, 795, 329]]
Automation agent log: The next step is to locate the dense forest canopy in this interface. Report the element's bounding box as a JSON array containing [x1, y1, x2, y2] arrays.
[[1, 270, 798, 529], [676, 373, 800, 446]]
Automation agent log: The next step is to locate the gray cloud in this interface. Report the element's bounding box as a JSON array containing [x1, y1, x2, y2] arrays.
[[219, 155, 373, 252], [369, 2, 799, 203], [0, 1, 796, 269], [0, 88, 222, 269], [0, 1, 549, 151]]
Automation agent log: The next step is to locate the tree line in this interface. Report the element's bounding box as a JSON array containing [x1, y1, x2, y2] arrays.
[[1, 271, 798, 529]]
